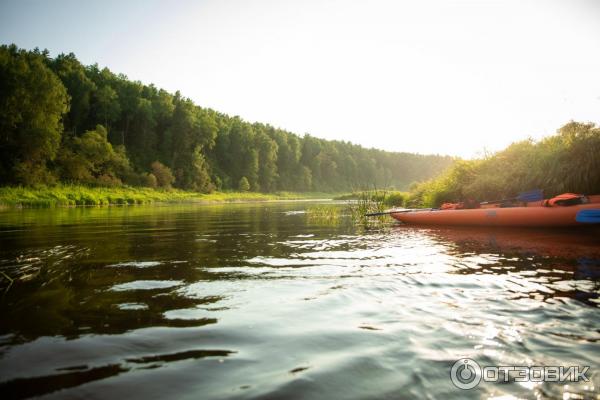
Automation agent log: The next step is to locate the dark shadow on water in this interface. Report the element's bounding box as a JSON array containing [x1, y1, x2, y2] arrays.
[[125, 349, 234, 364], [0, 363, 129, 400], [0, 349, 235, 399]]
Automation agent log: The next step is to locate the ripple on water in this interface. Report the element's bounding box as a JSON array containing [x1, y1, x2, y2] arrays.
[[107, 261, 163, 268], [116, 303, 149, 311], [163, 308, 211, 320], [110, 280, 184, 291]]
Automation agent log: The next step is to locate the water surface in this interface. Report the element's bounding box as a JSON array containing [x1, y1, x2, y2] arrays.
[[0, 202, 599, 399]]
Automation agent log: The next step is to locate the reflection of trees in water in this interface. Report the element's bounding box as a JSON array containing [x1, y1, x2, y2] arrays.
[[0, 260, 221, 345], [0, 203, 346, 345]]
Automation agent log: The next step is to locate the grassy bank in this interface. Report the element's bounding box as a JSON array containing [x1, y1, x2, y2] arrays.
[[407, 121, 600, 208], [0, 185, 332, 208]]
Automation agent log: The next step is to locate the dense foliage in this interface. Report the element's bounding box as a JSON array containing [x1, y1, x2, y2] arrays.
[[0, 46, 68, 185], [408, 121, 600, 207], [0, 45, 454, 192]]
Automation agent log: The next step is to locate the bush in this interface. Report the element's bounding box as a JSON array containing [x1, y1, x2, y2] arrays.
[[143, 173, 158, 188], [383, 192, 406, 207], [56, 125, 134, 186], [151, 161, 175, 189], [96, 174, 122, 187]]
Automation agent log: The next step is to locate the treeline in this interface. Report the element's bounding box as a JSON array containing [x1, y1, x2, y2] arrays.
[[0, 44, 454, 192], [409, 121, 600, 207]]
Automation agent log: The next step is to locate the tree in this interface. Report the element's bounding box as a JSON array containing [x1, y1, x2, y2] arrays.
[[50, 53, 96, 135], [226, 119, 259, 190], [300, 135, 323, 189], [271, 130, 301, 189], [167, 98, 217, 191], [190, 148, 215, 192], [129, 98, 157, 166], [151, 88, 175, 162], [255, 130, 278, 192], [299, 166, 312, 191], [238, 176, 250, 191], [0, 45, 69, 185], [93, 85, 120, 131], [115, 79, 142, 146]]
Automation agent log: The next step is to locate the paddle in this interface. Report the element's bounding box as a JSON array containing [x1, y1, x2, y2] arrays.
[[365, 208, 436, 217], [365, 189, 544, 217], [480, 189, 544, 205], [576, 209, 600, 224]]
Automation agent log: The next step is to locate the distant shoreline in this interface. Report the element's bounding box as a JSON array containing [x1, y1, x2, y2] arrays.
[[0, 185, 334, 208]]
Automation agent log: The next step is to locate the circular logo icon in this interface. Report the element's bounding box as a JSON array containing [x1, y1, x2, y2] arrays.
[[450, 358, 482, 390]]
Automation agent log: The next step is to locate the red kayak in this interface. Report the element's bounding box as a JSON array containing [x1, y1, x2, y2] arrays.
[[391, 195, 600, 227]]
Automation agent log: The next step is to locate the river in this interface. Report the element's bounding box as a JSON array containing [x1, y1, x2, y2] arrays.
[[0, 202, 599, 399]]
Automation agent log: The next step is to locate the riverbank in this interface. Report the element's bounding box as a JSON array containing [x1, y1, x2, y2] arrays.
[[0, 185, 332, 208], [407, 121, 600, 208]]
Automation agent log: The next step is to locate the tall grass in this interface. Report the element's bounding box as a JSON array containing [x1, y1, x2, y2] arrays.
[[335, 190, 408, 207], [345, 189, 398, 225], [407, 121, 600, 207], [306, 205, 342, 224]]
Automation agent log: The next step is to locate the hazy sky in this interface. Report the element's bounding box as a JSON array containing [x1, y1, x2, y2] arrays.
[[1, 0, 599, 157]]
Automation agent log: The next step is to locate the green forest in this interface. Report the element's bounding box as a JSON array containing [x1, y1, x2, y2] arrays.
[[0, 44, 454, 193]]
